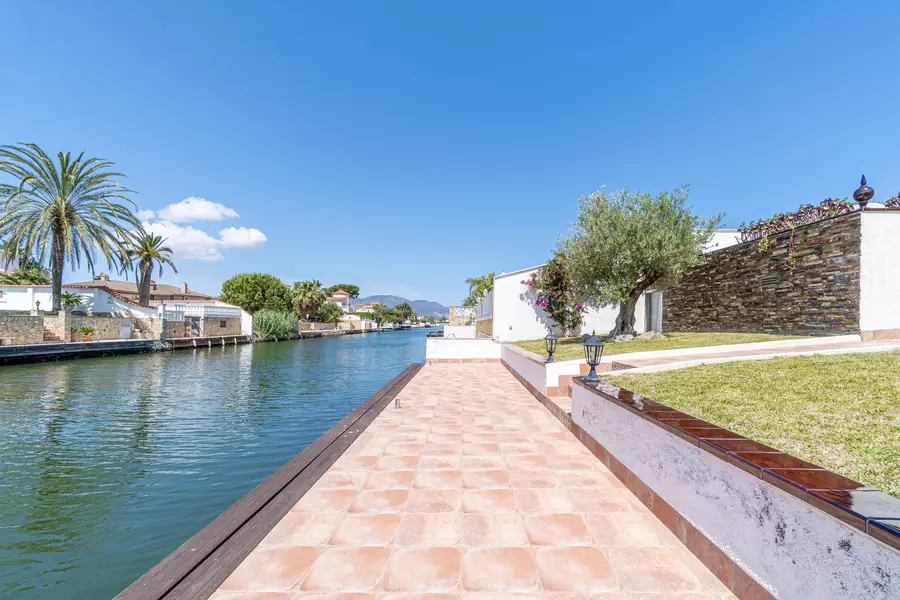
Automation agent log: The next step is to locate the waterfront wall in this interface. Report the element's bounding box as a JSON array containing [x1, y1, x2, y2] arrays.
[[0, 316, 44, 345], [199, 316, 242, 337], [663, 213, 862, 336]]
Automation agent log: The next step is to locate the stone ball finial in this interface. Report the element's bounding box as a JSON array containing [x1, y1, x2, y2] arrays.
[[854, 174, 875, 209]]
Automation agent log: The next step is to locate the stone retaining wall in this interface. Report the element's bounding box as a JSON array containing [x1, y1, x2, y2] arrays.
[[0, 316, 44, 345], [663, 213, 861, 336], [199, 317, 241, 337]]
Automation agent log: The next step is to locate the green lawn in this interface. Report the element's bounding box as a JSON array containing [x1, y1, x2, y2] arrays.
[[514, 331, 807, 362], [606, 351, 900, 497]]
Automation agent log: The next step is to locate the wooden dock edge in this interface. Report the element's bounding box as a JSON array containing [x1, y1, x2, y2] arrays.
[[115, 362, 426, 600]]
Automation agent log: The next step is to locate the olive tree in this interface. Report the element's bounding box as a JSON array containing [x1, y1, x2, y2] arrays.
[[562, 185, 720, 338]]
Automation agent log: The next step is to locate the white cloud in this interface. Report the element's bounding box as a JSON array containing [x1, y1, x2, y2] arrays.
[[142, 220, 225, 262], [135, 209, 156, 220], [219, 227, 267, 248], [140, 221, 268, 262], [158, 197, 239, 223]]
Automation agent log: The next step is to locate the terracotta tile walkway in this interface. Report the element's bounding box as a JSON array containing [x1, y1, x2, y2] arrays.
[[211, 363, 735, 600]]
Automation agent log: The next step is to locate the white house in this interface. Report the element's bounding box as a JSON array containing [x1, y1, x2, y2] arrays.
[[0, 284, 253, 335], [481, 229, 741, 343], [327, 289, 353, 313]]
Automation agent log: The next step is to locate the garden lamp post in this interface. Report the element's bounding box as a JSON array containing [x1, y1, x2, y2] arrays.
[[854, 175, 874, 210], [582, 330, 604, 382], [544, 331, 558, 363]]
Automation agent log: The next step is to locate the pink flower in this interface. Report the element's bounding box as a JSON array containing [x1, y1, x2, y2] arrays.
[[577, 301, 584, 310]]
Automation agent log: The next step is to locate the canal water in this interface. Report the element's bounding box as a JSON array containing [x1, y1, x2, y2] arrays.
[[0, 329, 429, 600]]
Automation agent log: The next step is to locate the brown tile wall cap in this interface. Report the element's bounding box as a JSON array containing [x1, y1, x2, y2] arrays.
[[866, 519, 900, 552]]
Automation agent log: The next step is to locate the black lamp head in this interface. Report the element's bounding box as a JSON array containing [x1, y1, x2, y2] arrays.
[[854, 175, 875, 209]]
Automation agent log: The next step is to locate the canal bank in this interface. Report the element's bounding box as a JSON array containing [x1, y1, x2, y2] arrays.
[[0, 328, 376, 365], [0, 329, 430, 600]]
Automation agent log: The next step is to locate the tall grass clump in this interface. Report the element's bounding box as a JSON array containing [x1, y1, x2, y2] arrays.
[[253, 309, 298, 339]]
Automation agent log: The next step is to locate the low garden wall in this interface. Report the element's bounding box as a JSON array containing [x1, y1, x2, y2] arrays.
[[300, 322, 334, 331], [570, 378, 900, 600], [663, 212, 862, 336], [475, 318, 492, 338], [0, 315, 44, 345]]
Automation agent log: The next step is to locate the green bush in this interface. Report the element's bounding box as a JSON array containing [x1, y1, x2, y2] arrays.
[[252, 309, 298, 339], [220, 273, 292, 314]]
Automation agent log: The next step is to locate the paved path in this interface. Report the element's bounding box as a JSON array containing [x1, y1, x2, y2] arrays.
[[211, 363, 734, 599]]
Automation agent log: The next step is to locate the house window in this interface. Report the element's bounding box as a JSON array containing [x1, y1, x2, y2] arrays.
[[220, 320, 227, 328]]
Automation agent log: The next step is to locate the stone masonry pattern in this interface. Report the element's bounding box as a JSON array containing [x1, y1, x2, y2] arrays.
[[663, 213, 861, 336], [0, 316, 44, 345]]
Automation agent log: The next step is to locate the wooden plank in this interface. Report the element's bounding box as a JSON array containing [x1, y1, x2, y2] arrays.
[[116, 362, 424, 600]]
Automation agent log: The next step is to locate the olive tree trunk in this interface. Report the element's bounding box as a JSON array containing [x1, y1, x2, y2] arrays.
[[607, 283, 653, 338]]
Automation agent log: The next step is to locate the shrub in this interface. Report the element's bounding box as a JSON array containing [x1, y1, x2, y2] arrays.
[[252, 309, 298, 339], [220, 273, 292, 314], [737, 197, 856, 243], [522, 255, 586, 334]]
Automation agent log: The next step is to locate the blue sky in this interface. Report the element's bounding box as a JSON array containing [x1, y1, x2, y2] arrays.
[[2, 1, 899, 306]]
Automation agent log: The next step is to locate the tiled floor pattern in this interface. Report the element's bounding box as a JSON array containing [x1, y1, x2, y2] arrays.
[[211, 363, 736, 600]]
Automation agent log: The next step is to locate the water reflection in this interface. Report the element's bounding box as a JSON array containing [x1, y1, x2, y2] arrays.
[[0, 330, 427, 600]]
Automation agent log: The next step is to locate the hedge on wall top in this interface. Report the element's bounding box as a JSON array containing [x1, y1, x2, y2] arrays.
[[737, 197, 857, 243]]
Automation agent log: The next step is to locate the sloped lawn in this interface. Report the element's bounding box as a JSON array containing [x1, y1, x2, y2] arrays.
[[606, 351, 900, 497], [514, 331, 806, 362]]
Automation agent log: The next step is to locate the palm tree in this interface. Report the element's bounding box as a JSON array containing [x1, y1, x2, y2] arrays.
[[0, 144, 138, 311], [292, 279, 326, 321], [125, 231, 178, 306], [464, 272, 495, 306], [395, 302, 416, 323]]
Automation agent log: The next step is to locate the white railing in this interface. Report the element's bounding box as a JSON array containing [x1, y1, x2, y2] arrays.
[[160, 304, 242, 319]]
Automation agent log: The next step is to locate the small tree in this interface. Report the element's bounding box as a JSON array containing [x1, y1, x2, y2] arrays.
[[292, 280, 326, 320], [0, 255, 50, 285], [323, 283, 360, 298], [395, 302, 416, 323], [219, 273, 291, 314], [316, 302, 343, 328], [563, 185, 720, 338]]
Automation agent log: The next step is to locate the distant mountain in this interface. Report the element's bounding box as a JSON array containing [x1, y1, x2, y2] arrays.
[[357, 295, 449, 317]]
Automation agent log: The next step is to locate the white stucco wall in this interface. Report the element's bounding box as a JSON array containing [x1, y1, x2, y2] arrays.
[[441, 325, 476, 339], [500, 344, 548, 393], [425, 338, 501, 360], [0, 286, 160, 318], [493, 265, 647, 342], [705, 229, 740, 252], [572, 383, 900, 600], [860, 211, 900, 333]]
